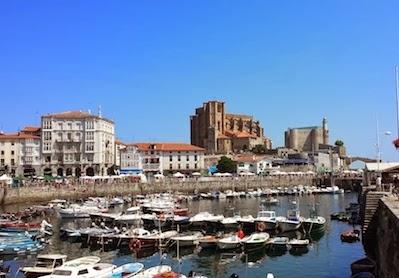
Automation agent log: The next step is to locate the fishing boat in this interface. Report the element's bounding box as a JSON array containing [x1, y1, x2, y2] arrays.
[[131, 265, 172, 278], [41, 256, 114, 278], [277, 209, 302, 232], [189, 212, 224, 227], [269, 237, 289, 248], [288, 239, 310, 248], [130, 230, 179, 251], [241, 232, 270, 250], [263, 197, 279, 205], [341, 229, 360, 242], [302, 205, 326, 233], [171, 232, 202, 247], [22, 254, 67, 278], [217, 235, 242, 250], [111, 263, 144, 278], [198, 235, 219, 249], [59, 205, 104, 219], [254, 210, 277, 231], [220, 214, 241, 229], [114, 207, 142, 225]]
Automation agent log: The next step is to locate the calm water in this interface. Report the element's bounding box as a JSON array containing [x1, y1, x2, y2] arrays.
[[1, 193, 364, 278]]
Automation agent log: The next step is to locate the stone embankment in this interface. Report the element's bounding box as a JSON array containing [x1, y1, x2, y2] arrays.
[[360, 188, 399, 278], [1, 176, 314, 205]]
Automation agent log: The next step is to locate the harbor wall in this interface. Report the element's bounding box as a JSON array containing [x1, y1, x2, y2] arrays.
[[373, 197, 399, 278], [1, 176, 314, 205]]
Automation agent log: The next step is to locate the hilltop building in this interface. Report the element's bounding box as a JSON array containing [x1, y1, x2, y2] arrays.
[[284, 118, 329, 152], [190, 101, 271, 154]]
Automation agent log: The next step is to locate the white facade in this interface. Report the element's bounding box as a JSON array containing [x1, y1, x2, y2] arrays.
[[135, 143, 205, 175], [120, 145, 143, 174], [312, 152, 342, 172], [0, 133, 41, 176], [41, 111, 115, 176], [236, 155, 273, 175]]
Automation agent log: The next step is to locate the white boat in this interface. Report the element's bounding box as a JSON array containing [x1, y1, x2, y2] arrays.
[[302, 216, 326, 233], [255, 210, 277, 231], [263, 197, 279, 205], [189, 212, 224, 226], [171, 232, 202, 247], [221, 215, 241, 229], [111, 263, 144, 278], [41, 256, 114, 278], [241, 232, 270, 250], [22, 254, 68, 278], [269, 237, 290, 247], [132, 265, 172, 278], [114, 207, 142, 225], [217, 235, 242, 250], [277, 209, 302, 232], [288, 239, 310, 248], [59, 205, 103, 219]]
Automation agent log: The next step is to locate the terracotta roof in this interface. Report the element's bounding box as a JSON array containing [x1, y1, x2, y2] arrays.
[[134, 143, 205, 152], [21, 126, 41, 132], [115, 139, 127, 146], [224, 130, 257, 139], [234, 154, 268, 163], [0, 132, 40, 141], [43, 111, 114, 123]]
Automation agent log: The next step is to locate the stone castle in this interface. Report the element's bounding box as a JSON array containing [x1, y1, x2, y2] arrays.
[[190, 101, 271, 154]]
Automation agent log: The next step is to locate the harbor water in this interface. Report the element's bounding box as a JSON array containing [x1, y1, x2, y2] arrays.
[[1, 192, 364, 278]]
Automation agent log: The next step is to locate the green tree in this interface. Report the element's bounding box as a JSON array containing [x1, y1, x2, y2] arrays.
[[217, 156, 237, 173], [335, 140, 344, 147], [252, 144, 267, 154]]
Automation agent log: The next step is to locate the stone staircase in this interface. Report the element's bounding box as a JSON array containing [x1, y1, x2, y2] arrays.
[[361, 191, 388, 256]]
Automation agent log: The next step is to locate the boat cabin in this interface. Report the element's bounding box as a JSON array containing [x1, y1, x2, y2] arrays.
[[287, 209, 300, 221], [35, 255, 67, 269], [257, 211, 276, 219]]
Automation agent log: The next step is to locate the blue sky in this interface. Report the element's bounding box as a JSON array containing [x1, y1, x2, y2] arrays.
[[1, 1, 398, 161]]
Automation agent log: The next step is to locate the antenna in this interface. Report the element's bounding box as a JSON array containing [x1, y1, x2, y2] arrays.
[[395, 66, 399, 138], [98, 105, 102, 118]]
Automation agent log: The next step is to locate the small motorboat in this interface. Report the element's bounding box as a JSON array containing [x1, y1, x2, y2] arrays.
[[351, 257, 376, 276], [217, 235, 241, 250], [269, 237, 289, 247], [241, 232, 270, 250], [302, 216, 326, 233], [132, 265, 172, 278], [330, 212, 350, 222], [171, 232, 202, 247], [198, 235, 219, 249], [255, 210, 277, 231], [263, 197, 279, 205], [111, 263, 144, 278], [277, 209, 302, 232], [341, 229, 360, 242], [288, 239, 310, 248], [221, 215, 241, 229], [22, 254, 68, 278]]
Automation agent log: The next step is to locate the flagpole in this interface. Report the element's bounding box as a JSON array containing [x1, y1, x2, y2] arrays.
[[395, 66, 399, 139]]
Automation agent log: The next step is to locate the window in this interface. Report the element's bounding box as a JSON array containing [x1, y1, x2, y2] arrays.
[[169, 155, 173, 162], [43, 131, 52, 141], [11, 159, 15, 166], [87, 154, 94, 162], [186, 155, 189, 161], [86, 131, 94, 141], [11, 142, 14, 146], [45, 156, 51, 162], [178, 155, 181, 162], [195, 163, 198, 169], [11, 150, 14, 155], [86, 121, 94, 130], [194, 155, 198, 161], [0, 151, 3, 155], [186, 164, 189, 169], [67, 123, 72, 130], [44, 142, 51, 151], [85, 142, 94, 151], [67, 133, 72, 141], [76, 133, 81, 140], [78, 269, 89, 275], [178, 164, 181, 170], [0, 159, 4, 166], [58, 123, 63, 130], [169, 164, 173, 170], [43, 120, 52, 129]]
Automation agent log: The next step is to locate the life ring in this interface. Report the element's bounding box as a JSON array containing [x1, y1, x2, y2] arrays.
[[256, 222, 267, 232], [129, 239, 142, 251]]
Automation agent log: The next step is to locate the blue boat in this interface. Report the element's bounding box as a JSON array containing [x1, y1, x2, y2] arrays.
[[111, 263, 144, 278]]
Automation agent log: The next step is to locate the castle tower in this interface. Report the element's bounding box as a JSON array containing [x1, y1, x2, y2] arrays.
[[322, 117, 329, 144]]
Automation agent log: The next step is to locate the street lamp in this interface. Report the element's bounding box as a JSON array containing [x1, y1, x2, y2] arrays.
[[376, 124, 392, 190]]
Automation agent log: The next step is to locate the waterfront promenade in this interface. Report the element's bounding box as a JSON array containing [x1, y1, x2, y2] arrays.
[[0, 174, 364, 205]]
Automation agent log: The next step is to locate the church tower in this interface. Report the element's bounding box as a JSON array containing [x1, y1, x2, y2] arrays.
[[322, 117, 329, 144]]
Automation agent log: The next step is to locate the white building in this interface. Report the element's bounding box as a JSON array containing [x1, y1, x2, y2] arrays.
[[135, 143, 205, 175], [120, 144, 143, 174], [115, 140, 126, 168], [235, 155, 273, 175], [311, 152, 342, 172], [41, 111, 115, 177], [0, 129, 41, 177]]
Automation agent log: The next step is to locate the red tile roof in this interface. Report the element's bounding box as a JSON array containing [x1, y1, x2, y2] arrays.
[[134, 143, 205, 152], [43, 111, 114, 123], [21, 126, 41, 132], [0, 132, 40, 141]]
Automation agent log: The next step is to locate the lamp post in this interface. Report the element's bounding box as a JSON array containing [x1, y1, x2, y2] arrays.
[[376, 122, 392, 190]]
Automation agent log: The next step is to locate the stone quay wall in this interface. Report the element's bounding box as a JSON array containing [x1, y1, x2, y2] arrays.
[[372, 197, 399, 278], [1, 176, 314, 205]]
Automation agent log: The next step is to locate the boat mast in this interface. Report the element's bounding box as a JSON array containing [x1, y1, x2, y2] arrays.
[[395, 66, 399, 139]]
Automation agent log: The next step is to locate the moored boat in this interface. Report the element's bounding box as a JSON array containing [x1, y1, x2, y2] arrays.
[[22, 254, 67, 278], [277, 209, 302, 232], [111, 263, 144, 278], [217, 235, 241, 250], [255, 210, 277, 231], [288, 239, 309, 248], [131, 265, 172, 278], [241, 232, 270, 250]]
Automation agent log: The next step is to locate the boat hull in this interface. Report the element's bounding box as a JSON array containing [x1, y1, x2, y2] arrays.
[[278, 221, 301, 232]]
